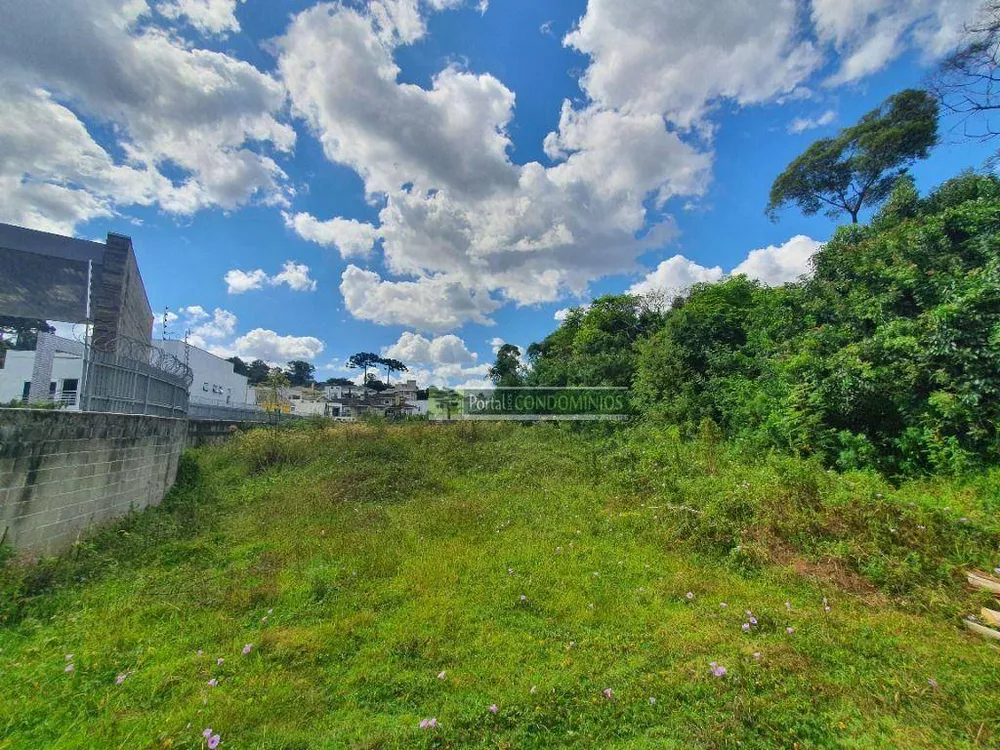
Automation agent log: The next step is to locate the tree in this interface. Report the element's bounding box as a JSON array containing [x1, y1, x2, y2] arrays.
[[246, 359, 271, 385], [227, 356, 249, 377], [322, 377, 355, 387], [285, 360, 316, 387], [347, 352, 381, 386], [364, 373, 390, 392], [379, 357, 408, 385], [767, 89, 939, 224], [0, 316, 55, 351], [931, 3, 1000, 145], [489, 344, 525, 387]]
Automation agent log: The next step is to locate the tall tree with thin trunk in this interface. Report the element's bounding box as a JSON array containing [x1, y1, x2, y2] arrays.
[[347, 352, 381, 388], [767, 89, 939, 224]]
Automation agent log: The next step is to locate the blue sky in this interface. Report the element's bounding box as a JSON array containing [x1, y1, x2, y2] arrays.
[[1, 0, 994, 386]]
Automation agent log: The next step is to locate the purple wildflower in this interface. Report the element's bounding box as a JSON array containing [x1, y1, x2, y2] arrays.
[[519, 595, 527, 602], [208, 734, 221, 749], [742, 623, 751, 633], [749, 617, 757, 626], [203, 728, 213, 739], [419, 718, 438, 729], [207, 678, 218, 687], [786, 627, 795, 634], [116, 673, 127, 685], [488, 704, 499, 714], [711, 665, 727, 678], [64, 663, 74, 673], [602, 688, 614, 699], [752, 652, 761, 660], [686, 592, 694, 600], [242, 644, 253, 655]]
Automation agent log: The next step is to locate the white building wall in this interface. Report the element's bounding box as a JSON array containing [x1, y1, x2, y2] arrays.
[[154, 340, 254, 407], [0, 350, 84, 407]]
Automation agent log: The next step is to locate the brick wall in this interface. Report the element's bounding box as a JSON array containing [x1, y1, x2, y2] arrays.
[[0, 410, 187, 555]]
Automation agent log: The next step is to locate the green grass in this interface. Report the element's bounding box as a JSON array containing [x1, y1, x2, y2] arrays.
[[2, 422, 999, 749]]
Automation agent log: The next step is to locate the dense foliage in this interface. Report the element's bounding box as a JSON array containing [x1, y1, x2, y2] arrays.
[[523, 172, 1000, 476]]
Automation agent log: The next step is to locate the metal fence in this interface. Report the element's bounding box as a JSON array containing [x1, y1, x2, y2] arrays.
[[79, 336, 192, 418]]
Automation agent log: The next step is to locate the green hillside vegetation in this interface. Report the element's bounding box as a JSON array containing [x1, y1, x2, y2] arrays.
[[1, 423, 999, 748], [526, 172, 1000, 477]]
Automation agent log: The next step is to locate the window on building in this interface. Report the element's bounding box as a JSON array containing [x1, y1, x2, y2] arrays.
[[62, 378, 78, 405]]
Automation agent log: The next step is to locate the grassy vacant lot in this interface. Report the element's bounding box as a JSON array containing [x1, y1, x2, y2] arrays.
[[2, 422, 999, 749]]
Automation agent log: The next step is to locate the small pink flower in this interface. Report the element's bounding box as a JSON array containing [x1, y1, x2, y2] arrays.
[[207, 678, 218, 687], [519, 595, 527, 602], [752, 652, 761, 660], [749, 616, 757, 625], [203, 728, 213, 739], [602, 688, 613, 699], [242, 644, 253, 655], [786, 627, 795, 634], [208, 734, 221, 749], [488, 704, 498, 713], [741, 623, 751, 633], [419, 718, 438, 729], [711, 664, 727, 678], [116, 673, 127, 685], [686, 592, 694, 600], [64, 663, 74, 673]]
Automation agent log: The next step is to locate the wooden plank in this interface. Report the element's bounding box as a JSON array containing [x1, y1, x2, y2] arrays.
[[964, 619, 1000, 642], [981, 608, 1000, 628], [967, 571, 1000, 595]]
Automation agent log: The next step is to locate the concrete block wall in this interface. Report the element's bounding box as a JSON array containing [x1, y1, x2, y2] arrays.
[[0, 410, 187, 555]]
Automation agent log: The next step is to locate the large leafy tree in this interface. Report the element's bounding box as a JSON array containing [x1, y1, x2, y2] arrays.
[[246, 359, 271, 385], [489, 344, 524, 387], [0, 316, 54, 351], [285, 360, 316, 387], [767, 89, 939, 224], [227, 356, 249, 377]]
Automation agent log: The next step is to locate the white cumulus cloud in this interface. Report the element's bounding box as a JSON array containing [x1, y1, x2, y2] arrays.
[[284, 212, 379, 258], [382, 331, 478, 365], [224, 262, 317, 294]]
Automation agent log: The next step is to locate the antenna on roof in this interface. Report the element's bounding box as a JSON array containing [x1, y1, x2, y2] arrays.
[[162, 307, 170, 340], [183, 328, 191, 369]]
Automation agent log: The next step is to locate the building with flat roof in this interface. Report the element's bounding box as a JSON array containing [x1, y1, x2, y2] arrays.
[[154, 340, 254, 408]]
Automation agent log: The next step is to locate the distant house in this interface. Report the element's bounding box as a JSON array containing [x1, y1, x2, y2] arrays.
[[155, 339, 254, 409]]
